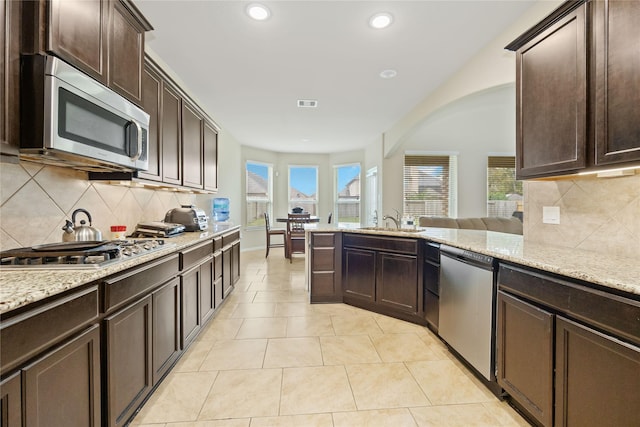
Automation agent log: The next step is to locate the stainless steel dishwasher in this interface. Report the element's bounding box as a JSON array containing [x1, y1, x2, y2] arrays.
[[439, 245, 497, 383]]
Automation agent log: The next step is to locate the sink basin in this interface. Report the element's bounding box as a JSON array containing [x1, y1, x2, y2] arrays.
[[359, 227, 423, 233]]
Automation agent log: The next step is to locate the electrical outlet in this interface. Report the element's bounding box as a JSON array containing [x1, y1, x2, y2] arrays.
[[542, 206, 560, 224]]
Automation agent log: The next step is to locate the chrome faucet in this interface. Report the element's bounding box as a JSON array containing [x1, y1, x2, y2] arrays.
[[383, 209, 401, 229]]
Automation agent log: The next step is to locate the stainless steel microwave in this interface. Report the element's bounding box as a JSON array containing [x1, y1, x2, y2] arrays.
[[20, 55, 149, 172]]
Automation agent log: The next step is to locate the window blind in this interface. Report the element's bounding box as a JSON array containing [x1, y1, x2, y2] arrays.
[[403, 155, 454, 217]]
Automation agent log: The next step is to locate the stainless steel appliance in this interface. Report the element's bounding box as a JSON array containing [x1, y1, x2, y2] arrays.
[[20, 54, 149, 172], [0, 239, 173, 270], [164, 205, 208, 231], [439, 245, 497, 384], [131, 222, 186, 238]]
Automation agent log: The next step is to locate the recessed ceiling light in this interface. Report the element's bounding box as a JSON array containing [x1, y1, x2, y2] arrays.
[[379, 69, 397, 79], [297, 99, 318, 108], [369, 12, 393, 29], [246, 3, 271, 21]]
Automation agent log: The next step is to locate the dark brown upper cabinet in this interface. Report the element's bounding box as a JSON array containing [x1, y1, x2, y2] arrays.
[[203, 121, 219, 192], [138, 62, 163, 182], [181, 100, 204, 189], [507, 0, 640, 179], [23, 0, 152, 105], [592, 0, 640, 166]]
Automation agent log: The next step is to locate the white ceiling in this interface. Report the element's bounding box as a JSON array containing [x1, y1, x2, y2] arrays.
[[136, 0, 535, 154]]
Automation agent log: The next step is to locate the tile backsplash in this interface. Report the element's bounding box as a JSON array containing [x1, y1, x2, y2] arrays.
[[523, 172, 640, 258], [0, 160, 208, 250]]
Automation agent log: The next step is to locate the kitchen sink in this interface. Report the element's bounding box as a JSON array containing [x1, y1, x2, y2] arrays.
[[359, 227, 423, 233]]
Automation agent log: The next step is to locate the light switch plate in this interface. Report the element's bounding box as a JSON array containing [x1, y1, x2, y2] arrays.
[[542, 206, 560, 224]]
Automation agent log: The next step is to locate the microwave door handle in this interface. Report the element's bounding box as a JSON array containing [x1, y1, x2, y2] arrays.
[[128, 120, 143, 161]]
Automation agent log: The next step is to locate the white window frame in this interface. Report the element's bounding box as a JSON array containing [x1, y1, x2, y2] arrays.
[[288, 165, 319, 215], [245, 161, 274, 229], [334, 163, 361, 227]]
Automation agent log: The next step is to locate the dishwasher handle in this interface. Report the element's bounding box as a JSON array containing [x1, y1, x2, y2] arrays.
[[440, 245, 495, 270]]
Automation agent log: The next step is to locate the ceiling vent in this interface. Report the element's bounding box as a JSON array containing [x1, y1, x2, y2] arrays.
[[297, 99, 318, 108]]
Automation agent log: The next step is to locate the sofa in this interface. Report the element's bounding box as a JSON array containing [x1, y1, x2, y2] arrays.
[[418, 216, 523, 235]]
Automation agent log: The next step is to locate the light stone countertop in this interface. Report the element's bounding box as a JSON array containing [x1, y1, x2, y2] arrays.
[[308, 225, 640, 297], [0, 224, 240, 315]]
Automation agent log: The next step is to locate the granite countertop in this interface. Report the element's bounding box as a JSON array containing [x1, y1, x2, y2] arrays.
[[307, 225, 640, 297], [0, 224, 240, 315]]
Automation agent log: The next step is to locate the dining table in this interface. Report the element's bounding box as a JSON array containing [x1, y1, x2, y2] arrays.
[[275, 216, 321, 223]]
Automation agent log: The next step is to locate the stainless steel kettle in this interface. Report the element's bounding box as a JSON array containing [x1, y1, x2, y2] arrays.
[[62, 208, 103, 242]]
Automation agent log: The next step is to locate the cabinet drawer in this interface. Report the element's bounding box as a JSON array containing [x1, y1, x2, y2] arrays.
[[180, 240, 213, 271], [498, 264, 640, 344], [424, 242, 440, 263], [313, 233, 335, 247], [103, 254, 179, 313], [213, 237, 222, 252], [343, 233, 418, 255], [1, 286, 99, 373], [222, 230, 240, 247]]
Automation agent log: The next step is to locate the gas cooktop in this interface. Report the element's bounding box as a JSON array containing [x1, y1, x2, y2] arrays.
[[0, 239, 175, 270]]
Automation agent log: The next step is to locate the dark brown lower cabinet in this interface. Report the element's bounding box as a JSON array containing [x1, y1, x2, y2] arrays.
[[200, 256, 215, 324], [181, 265, 201, 349], [105, 296, 152, 427], [423, 242, 440, 332], [377, 252, 419, 314], [152, 278, 180, 384], [309, 232, 342, 303], [497, 290, 554, 427], [342, 234, 423, 324], [343, 247, 376, 303], [214, 250, 223, 305], [0, 372, 21, 427], [232, 241, 240, 284], [555, 317, 640, 427], [23, 325, 101, 427], [497, 263, 640, 427]]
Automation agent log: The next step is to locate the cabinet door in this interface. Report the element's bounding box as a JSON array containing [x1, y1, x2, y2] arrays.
[[0, 371, 22, 427], [203, 121, 218, 192], [108, 0, 144, 104], [181, 101, 203, 189], [23, 325, 101, 427], [214, 252, 223, 305], [152, 278, 180, 385], [555, 316, 640, 427], [1, 0, 20, 148], [232, 242, 241, 285], [593, 0, 640, 166], [47, 0, 107, 84], [343, 248, 376, 303], [105, 296, 152, 427], [377, 252, 418, 314], [138, 63, 162, 181], [515, 4, 587, 179], [423, 259, 439, 330], [222, 247, 233, 299], [497, 291, 554, 427], [181, 266, 201, 348], [200, 257, 215, 324], [161, 85, 182, 185]]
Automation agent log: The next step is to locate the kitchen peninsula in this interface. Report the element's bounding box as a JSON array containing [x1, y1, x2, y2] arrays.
[[307, 225, 640, 426]]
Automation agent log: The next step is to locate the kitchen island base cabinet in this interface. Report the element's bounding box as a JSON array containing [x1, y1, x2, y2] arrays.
[[0, 372, 21, 427], [105, 296, 152, 427], [497, 290, 554, 427], [497, 264, 640, 427], [309, 232, 343, 303], [555, 317, 640, 427], [342, 233, 424, 325]]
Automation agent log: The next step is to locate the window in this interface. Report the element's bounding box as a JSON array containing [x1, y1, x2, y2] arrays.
[[403, 154, 458, 218], [335, 163, 361, 226], [487, 156, 523, 218], [288, 165, 318, 215], [245, 161, 273, 227]]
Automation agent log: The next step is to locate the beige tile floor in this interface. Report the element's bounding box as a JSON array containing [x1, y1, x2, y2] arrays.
[[131, 249, 531, 427]]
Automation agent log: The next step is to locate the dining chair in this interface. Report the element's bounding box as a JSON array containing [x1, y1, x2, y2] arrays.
[[286, 213, 310, 263], [264, 212, 286, 258]]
